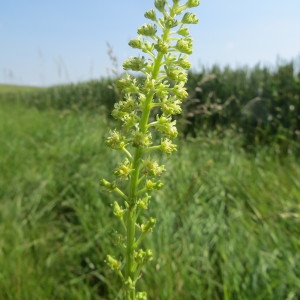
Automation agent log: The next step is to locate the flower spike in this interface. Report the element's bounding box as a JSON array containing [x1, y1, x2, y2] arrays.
[[100, 0, 200, 298]]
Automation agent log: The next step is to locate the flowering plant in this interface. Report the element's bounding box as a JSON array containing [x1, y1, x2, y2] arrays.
[[100, 0, 199, 298]]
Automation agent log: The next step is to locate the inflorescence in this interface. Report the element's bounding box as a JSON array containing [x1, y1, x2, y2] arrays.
[[100, 0, 199, 298]]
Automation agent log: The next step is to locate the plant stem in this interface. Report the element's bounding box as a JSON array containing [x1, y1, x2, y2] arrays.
[[125, 205, 137, 300], [125, 147, 142, 300]]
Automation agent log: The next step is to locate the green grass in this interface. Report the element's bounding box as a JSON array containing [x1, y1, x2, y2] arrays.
[[0, 84, 43, 94], [0, 99, 299, 299]]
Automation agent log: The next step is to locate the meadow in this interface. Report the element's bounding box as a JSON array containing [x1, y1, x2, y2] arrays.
[[0, 77, 299, 299]]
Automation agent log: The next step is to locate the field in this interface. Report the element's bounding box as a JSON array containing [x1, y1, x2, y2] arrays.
[[0, 82, 300, 299], [0, 84, 44, 94]]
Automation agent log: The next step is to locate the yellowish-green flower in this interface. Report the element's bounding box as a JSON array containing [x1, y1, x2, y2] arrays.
[[101, 1, 200, 298]]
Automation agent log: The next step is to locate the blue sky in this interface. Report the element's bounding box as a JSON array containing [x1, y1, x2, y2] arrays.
[[1, 0, 300, 86]]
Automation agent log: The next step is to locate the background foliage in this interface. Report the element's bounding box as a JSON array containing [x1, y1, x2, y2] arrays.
[[2, 60, 299, 152], [0, 60, 299, 299]]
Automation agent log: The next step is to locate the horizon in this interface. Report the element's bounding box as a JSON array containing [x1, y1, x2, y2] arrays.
[[1, 57, 299, 89]]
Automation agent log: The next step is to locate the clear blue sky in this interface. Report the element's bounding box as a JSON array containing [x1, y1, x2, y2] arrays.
[[1, 0, 300, 86]]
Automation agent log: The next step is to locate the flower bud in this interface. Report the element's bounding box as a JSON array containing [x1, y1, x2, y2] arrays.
[[181, 12, 199, 24], [177, 56, 191, 69], [164, 66, 183, 81], [142, 40, 155, 54], [116, 96, 137, 113], [173, 82, 188, 99], [112, 103, 126, 120], [129, 38, 143, 49], [146, 179, 163, 190], [137, 23, 157, 37], [114, 158, 132, 178], [156, 90, 168, 99], [162, 100, 182, 115], [142, 159, 166, 177], [154, 38, 169, 54], [143, 77, 156, 92], [113, 201, 125, 217], [164, 123, 178, 139], [154, 0, 166, 13], [155, 82, 169, 98], [160, 139, 177, 155], [124, 84, 140, 94], [156, 115, 171, 126], [122, 113, 139, 129], [137, 194, 151, 209], [144, 9, 156, 21], [176, 71, 187, 82], [141, 217, 156, 233], [123, 56, 147, 72], [106, 130, 126, 150], [105, 255, 121, 270], [134, 249, 145, 264], [145, 249, 153, 260], [186, 0, 200, 8], [164, 53, 177, 63], [153, 116, 178, 139], [164, 16, 179, 29], [132, 131, 152, 148], [112, 96, 137, 121], [125, 277, 134, 290], [117, 74, 136, 90], [175, 38, 193, 54], [100, 179, 116, 191], [177, 26, 190, 37]]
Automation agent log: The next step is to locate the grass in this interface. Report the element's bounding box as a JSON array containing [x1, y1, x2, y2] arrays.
[[0, 96, 299, 299], [0, 84, 43, 94]]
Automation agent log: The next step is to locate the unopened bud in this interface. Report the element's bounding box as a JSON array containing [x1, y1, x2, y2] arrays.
[[177, 26, 190, 37], [141, 217, 156, 233], [164, 16, 178, 29], [175, 38, 193, 54], [113, 201, 125, 217], [137, 23, 157, 37], [154, 38, 169, 54], [177, 56, 191, 69], [100, 179, 116, 191], [144, 9, 156, 21], [105, 255, 121, 270], [123, 56, 147, 72], [181, 12, 199, 24], [129, 38, 143, 49], [186, 0, 200, 8], [146, 179, 163, 190], [154, 0, 166, 13]]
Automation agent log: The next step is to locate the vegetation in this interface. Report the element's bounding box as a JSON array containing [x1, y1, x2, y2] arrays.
[[184, 61, 300, 153], [0, 2, 299, 293], [0, 84, 43, 94], [0, 83, 299, 298], [2, 60, 299, 153]]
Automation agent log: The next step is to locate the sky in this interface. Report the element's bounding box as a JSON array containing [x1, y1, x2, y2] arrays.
[[1, 0, 300, 86]]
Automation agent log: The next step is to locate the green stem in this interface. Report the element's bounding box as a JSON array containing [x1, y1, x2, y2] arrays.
[[125, 147, 142, 300], [125, 206, 137, 300]]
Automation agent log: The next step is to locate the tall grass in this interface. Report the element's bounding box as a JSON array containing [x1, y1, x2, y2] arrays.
[[0, 98, 299, 299]]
